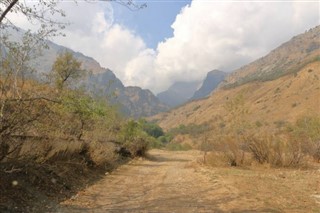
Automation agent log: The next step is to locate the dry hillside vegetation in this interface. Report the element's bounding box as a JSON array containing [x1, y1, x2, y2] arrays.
[[150, 47, 320, 167], [153, 61, 320, 131], [0, 48, 158, 212], [221, 26, 320, 87]]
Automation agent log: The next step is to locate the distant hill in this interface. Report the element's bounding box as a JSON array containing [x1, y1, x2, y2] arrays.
[[190, 70, 226, 100], [5, 28, 169, 118], [157, 81, 201, 108]]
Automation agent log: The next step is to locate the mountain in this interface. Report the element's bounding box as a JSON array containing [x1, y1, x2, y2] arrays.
[[157, 81, 201, 108], [4, 27, 168, 118], [150, 26, 320, 134], [118, 87, 168, 118], [190, 70, 226, 100], [221, 26, 320, 88]]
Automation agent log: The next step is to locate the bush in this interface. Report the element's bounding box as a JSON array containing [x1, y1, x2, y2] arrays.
[[168, 123, 211, 136], [166, 143, 192, 151], [138, 119, 164, 138], [219, 135, 246, 166], [245, 134, 305, 167], [287, 115, 320, 162], [157, 134, 173, 144]]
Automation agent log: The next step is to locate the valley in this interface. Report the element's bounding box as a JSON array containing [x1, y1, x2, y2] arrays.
[[0, 1, 319, 212]]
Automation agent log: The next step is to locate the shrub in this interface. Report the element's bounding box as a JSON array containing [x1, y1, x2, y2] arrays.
[[157, 134, 173, 144], [288, 115, 320, 162], [138, 119, 164, 138], [166, 143, 192, 151], [168, 123, 211, 136], [245, 134, 305, 167]]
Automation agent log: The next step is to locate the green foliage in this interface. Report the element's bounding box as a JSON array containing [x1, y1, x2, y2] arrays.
[[119, 120, 161, 156], [168, 123, 211, 136], [148, 137, 163, 149], [287, 115, 320, 162], [51, 51, 83, 90], [138, 119, 164, 138], [166, 143, 192, 151], [120, 120, 141, 143], [158, 134, 173, 144]]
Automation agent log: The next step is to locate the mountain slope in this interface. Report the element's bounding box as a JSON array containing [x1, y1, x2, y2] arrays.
[[157, 81, 201, 108], [221, 26, 320, 88], [150, 27, 320, 131], [5, 28, 168, 118], [152, 61, 320, 131], [191, 70, 226, 100]]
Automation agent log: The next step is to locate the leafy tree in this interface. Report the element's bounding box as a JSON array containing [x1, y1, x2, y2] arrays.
[[138, 119, 164, 138], [51, 51, 83, 90]]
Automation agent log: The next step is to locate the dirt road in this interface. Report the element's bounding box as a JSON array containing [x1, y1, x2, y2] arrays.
[[56, 150, 320, 213]]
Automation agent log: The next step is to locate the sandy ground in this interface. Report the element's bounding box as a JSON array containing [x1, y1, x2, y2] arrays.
[[55, 150, 320, 213]]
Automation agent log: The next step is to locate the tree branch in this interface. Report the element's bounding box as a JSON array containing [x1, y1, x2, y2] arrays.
[[0, 0, 19, 25]]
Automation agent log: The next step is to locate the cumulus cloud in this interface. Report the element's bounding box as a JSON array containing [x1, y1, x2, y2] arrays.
[[50, 1, 155, 85], [7, 1, 320, 93], [151, 1, 319, 92]]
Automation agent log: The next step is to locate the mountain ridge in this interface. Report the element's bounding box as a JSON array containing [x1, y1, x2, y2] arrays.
[[5, 28, 169, 118], [149, 26, 320, 133], [157, 81, 201, 108], [221, 26, 320, 88], [190, 70, 226, 101]]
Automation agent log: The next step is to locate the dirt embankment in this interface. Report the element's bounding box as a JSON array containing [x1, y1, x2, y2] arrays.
[[56, 150, 320, 213], [0, 139, 129, 213]]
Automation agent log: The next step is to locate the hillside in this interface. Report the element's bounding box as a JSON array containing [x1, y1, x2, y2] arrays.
[[221, 26, 320, 88], [87, 70, 168, 118], [4, 28, 168, 118], [152, 61, 319, 131], [190, 70, 226, 100], [151, 27, 320, 133], [41, 42, 169, 118]]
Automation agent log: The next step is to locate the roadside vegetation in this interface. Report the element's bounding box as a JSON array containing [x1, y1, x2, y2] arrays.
[[177, 93, 320, 168], [0, 44, 169, 211], [0, 2, 158, 211]]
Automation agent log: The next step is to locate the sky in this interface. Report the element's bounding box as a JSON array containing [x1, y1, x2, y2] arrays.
[[8, 0, 320, 94]]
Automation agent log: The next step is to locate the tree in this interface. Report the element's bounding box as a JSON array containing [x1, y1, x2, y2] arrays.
[[51, 51, 83, 90], [138, 119, 164, 138], [0, 0, 65, 28], [0, 0, 146, 27]]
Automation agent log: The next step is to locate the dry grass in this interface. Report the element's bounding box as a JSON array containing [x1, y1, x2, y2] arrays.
[[151, 61, 320, 131], [206, 166, 320, 212]]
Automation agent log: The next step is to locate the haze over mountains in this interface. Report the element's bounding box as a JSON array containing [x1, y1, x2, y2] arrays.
[[157, 81, 201, 108], [157, 70, 227, 108]]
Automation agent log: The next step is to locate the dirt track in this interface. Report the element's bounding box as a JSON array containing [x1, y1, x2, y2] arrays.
[[56, 150, 320, 213]]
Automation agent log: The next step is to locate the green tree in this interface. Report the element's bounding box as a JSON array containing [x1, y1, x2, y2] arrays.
[[51, 51, 83, 90], [138, 119, 164, 138]]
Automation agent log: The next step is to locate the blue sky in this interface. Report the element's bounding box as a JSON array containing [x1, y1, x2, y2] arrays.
[[112, 0, 191, 49]]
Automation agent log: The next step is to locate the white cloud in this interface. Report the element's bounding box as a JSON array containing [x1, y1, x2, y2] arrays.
[[151, 1, 319, 92], [6, 1, 320, 94]]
